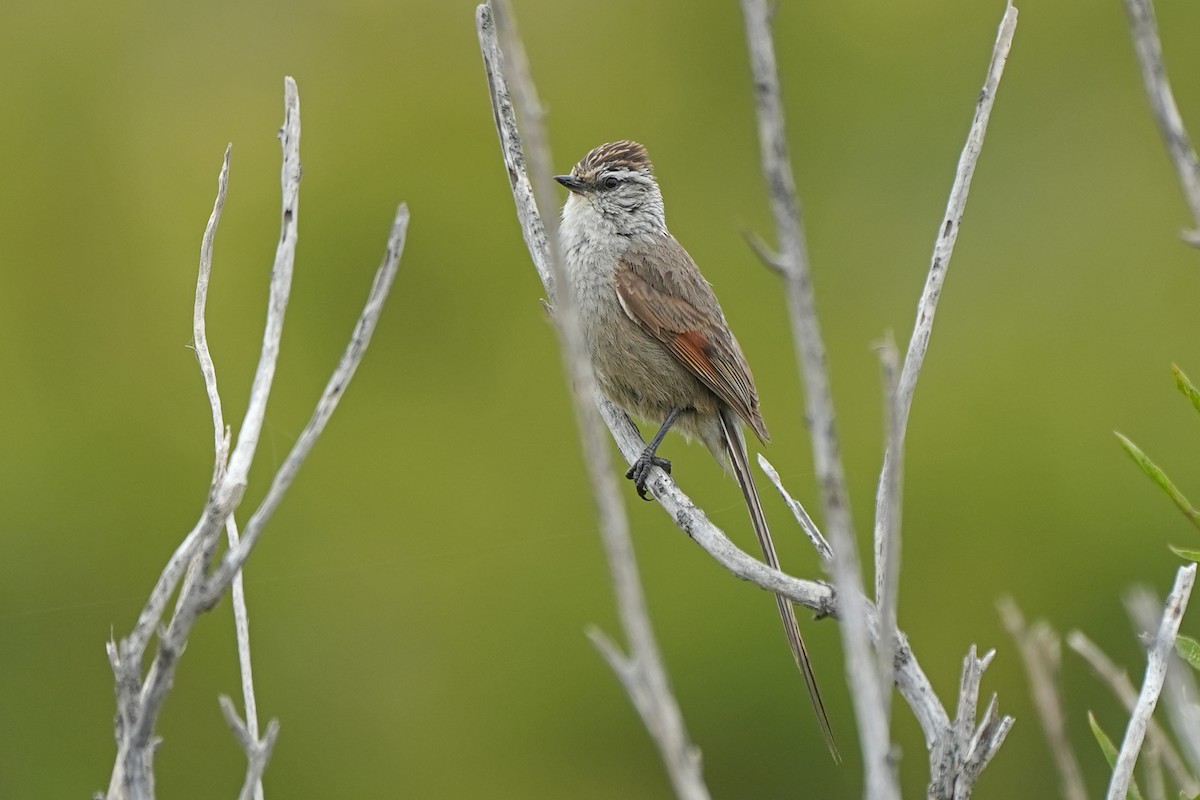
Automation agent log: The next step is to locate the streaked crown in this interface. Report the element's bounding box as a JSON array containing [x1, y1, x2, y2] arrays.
[[571, 140, 653, 179]]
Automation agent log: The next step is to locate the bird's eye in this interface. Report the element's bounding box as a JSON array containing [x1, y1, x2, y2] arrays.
[[602, 176, 619, 189]]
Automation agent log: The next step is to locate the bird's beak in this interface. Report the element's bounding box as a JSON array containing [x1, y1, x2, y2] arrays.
[[554, 174, 586, 194]]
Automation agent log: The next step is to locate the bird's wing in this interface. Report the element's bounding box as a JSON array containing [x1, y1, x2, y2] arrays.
[[615, 237, 769, 443]]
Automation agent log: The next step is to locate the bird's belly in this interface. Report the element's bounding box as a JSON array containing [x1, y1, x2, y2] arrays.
[[584, 292, 713, 423]]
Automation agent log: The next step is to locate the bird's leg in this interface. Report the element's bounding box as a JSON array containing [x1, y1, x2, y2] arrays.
[[626, 407, 684, 501]]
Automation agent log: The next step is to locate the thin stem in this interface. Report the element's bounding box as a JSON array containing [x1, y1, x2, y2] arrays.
[[206, 204, 409, 597], [872, 2, 1018, 573], [740, 1, 891, 791], [1123, 0, 1200, 245], [876, 335, 902, 729], [1107, 564, 1198, 800], [1067, 630, 1198, 796]]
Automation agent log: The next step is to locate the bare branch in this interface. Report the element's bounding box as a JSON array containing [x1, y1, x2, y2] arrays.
[[1127, 582, 1200, 781], [740, 0, 892, 789], [1067, 630, 1198, 795], [105, 78, 406, 799], [188, 142, 266, 800], [871, 0, 1017, 608], [998, 598, 1088, 800], [477, 4, 709, 798], [756, 455, 832, 562], [217, 80, 302, 512], [875, 335, 902, 729], [219, 696, 280, 800], [928, 647, 1014, 800], [193, 144, 233, 486], [741, 229, 785, 274], [602, 393, 967, 767], [225, 517, 262, 800], [738, 0, 855, 610], [204, 203, 408, 596], [1123, 0, 1200, 246], [124, 82, 304, 771], [1108, 564, 1198, 800]]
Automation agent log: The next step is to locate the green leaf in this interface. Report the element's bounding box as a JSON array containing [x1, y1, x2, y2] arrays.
[[1170, 545, 1200, 562], [1177, 636, 1200, 671], [1115, 432, 1200, 532], [1090, 710, 1119, 765], [1174, 364, 1200, 415], [1089, 711, 1146, 800]]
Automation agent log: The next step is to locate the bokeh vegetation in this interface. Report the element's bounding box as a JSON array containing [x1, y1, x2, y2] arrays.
[[1, 0, 1199, 796]]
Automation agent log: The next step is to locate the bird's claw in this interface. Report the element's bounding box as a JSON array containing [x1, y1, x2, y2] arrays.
[[625, 451, 672, 501]]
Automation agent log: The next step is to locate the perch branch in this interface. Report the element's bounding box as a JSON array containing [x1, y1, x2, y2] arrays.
[[478, 3, 709, 797], [1123, 0, 1200, 246], [473, 0, 995, 777]]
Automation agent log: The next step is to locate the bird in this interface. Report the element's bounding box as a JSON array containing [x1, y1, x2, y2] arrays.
[[555, 140, 837, 760]]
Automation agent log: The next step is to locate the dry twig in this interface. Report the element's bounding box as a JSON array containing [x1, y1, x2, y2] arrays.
[[1067, 630, 1198, 795], [103, 77, 406, 799], [740, 0, 891, 790], [1123, 0, 1200, 246], [1107, 565, 1198, 800]]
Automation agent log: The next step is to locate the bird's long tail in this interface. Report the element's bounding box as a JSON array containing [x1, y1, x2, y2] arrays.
[[719, 408, 839, 762]]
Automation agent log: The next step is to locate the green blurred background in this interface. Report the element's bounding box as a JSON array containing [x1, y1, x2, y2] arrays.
[[2, 0, 1199, 796]]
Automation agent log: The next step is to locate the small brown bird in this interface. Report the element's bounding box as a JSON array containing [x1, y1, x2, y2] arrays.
[[556, 140, 837, 759]]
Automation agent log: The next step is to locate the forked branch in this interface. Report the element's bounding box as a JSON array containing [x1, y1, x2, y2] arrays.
[[102, 78, 407, 799]]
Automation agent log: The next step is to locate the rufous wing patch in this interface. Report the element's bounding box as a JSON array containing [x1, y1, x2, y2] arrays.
[[614, 262, 768, 442]]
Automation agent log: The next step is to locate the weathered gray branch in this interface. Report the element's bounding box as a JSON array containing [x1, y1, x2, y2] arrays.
[[737, 0, 855, 556], [757, 455, 832, 563], [1123, 0, 1200, 246], [885, 8, 1020, 791], [927, 647, 1013, 800], [739, 0, 891, 790], [103, 78, 406, 799], [742, 1, 1017, 795], [477, 4, 709, 798], [219, 696, 280, 800], [875, 336, 903, 732], [1067, 629, 1198, 795], [190, 144, 266, 800], [872, 0, 1018, 590], [1108, 564, 1198, 800]]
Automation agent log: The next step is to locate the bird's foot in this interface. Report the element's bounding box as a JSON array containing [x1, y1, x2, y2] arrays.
[[625, 450, 671, 501]]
